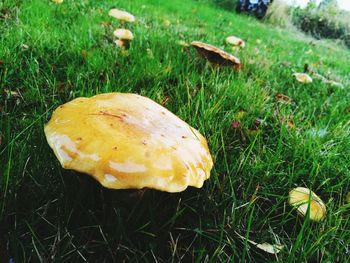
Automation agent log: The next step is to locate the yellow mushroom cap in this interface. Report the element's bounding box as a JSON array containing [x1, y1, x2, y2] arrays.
[[108, 9, 135, 22], [293, 73, 313, 83], [225, 36, 245, 47], [113, 29, 133, 40], [44, 93, 213, 192], [289, 187, 326, 221]]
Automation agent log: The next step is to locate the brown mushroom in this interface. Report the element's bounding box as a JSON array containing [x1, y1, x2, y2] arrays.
[[44, 93, 213, 193], [191, 41, 241, 70]]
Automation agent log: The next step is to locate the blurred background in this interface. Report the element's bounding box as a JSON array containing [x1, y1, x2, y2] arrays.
[[212, 0, 350, 48]]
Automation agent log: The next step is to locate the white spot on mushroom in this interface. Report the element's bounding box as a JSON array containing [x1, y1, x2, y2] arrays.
[[109, 161, 146, 173], [54, 118, 71, 124], [48, 133, 101, 163], [104, 174, 117, 183]]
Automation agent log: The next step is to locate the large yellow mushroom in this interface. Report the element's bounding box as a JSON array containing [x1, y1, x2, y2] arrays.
[[44, 93, 213, 193], [289, 187, 326, 222]]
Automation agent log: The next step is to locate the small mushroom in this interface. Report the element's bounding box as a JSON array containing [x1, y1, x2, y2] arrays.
[[225, 36, 245, 48], [108, 9, 135, 23], [44, 93, 213, 193], [293, 73, 313, 83], [113, 29, 133, 49], [289, 187, 326, 222], [191, 41, 241, 70]]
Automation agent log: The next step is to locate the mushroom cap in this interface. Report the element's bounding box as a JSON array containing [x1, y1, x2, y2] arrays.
[[289, 187, 326, 221], [293, 73, 313, 83], [44, 93, 213, 193], [225, 36, 245, 47], [113, 29, 133, 40], [191, 41, 241, 69], [108, 9, 135, 22]]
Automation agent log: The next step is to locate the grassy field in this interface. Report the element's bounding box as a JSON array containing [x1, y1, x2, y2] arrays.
[[1, 0, 350, 261]]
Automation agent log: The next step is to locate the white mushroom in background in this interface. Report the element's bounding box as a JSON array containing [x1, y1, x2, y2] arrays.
[[226, 36, 245, 48], [293, 73, 313, 83], [113, 29, 133, 49], [108, 9, 135, 23]]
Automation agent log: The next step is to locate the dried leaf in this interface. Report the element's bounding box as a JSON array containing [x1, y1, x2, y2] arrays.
[[235, 232, 284, 254], [161, 96, 170, 106], [275, 93, 292, 104], [20, 44, 29, 50], [256, 243, 284, 254]]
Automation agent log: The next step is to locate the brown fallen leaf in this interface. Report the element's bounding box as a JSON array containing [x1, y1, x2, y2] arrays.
[[275, 93, 292, 104], [280, 116, 296, 129]]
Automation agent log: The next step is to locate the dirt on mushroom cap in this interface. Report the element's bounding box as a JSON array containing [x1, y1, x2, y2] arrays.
[[44, 93, 213, 193]]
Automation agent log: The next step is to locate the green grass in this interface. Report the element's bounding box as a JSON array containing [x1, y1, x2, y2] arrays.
[[1, 0, 350, 261]]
